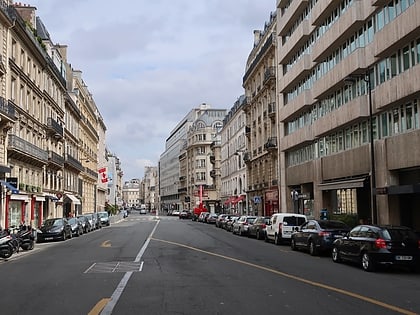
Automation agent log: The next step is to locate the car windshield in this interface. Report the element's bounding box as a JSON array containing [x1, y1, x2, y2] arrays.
[[44, 219, 62, 227], [98, 212, 108, 218], [319, 221, 348, 229], [68, 218, 76, 224]]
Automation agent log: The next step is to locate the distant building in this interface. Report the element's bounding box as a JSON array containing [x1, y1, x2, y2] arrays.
[[122, 179, 141, 209]]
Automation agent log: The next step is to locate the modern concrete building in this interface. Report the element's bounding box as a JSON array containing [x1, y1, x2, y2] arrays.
[[243, 10, 279, 217], [220, 95, 248, 215], [276, 0, 420, 229], [160, 103, 223, 212]]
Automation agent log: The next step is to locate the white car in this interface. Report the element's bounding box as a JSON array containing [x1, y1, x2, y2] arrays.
[[265, 213, 307, 245], [139, 209, 147, 214]]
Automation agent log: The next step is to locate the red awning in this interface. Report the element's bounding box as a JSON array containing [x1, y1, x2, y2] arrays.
[[232, 195, 245, 205], [224, 196, 236, 205]]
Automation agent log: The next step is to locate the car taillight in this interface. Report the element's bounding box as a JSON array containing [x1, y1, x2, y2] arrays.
[[375, 238, 387, 249], [318, 231, 331, 237], [261, 224, 266, 229]]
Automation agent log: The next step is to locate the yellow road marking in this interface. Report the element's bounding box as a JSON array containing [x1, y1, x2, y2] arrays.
[[88, 298, 110, 315], [101, 240, 112, 247], [151, 237, 417, 315]]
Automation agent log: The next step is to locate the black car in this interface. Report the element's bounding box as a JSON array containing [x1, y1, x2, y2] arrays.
[[291, 219, 350, 255], [332, 224, 420, 272], [77, 215, 92, 233], [36, 218, 72, 243], [248, 216, 271, 240], [68, 217, 83, 237]]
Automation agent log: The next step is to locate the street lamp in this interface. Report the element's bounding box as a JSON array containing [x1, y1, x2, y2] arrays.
[[344, 71, 377, 224]]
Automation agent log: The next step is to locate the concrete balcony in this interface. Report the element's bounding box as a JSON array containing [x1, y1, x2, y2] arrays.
[[278, 19, 312, 64], [277, 0, 309, 36], [279, 89, 313, 122], [374, 1, 420, 59], [374, 63, 420, 111], [279, 54, 313, 93], [312, 47, 372, 101], [311, 0, 341, 26], [311, 1, 373, 63], [281, 126, 314, 152], [313, 95, 369, 139]]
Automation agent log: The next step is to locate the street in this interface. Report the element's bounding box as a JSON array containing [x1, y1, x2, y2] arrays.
[[1, 212, 419, 315]]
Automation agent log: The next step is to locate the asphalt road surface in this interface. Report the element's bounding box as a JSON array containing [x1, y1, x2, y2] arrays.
[[1, 212, 419, 315]]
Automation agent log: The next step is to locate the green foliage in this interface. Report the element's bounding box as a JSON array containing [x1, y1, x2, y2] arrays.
[[330, 213, 359, 228]]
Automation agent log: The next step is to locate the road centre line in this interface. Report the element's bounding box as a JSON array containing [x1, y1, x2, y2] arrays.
[[92, 220, 160, 315], [151, 237, 417, 315]]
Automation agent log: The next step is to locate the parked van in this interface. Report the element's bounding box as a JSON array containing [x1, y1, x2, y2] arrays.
[[265, 213, 307, 245]]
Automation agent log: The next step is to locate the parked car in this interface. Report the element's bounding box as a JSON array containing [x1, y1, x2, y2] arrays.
[[332, 224, 420, 272], [86, 213, 101, 229], [291, 219, 350, 255], [248, 216, 271, 240], [232, 216, 257, 236], [68, 217, 84, 237], [98, 211, 110, 226], [139, 208, 147, 215], [36, 218, 72, 243], [224, 216, 239, 232], [265, 213, 307, 245], [215, 214, 228, 228], [179, 210, 191, 219], [206, 214, 218, 224], [84, 214, 96, 230], [77, 215, 92, 233], [197, 212, 209, 222]]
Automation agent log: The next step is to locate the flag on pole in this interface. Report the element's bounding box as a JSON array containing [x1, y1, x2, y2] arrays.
[[98, 167, 108, 183]]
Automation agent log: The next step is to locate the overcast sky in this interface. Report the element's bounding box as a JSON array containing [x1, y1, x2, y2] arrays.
[[27, 0, 275, 180]]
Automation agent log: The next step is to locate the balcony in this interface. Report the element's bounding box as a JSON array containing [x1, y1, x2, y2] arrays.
[[268, 102, 276, 119], [263, 67, 276, 85], [210, 170, 216, 178], [209, 155, 215, 164], [0, 98, 16, 126], [264, 137, 278, 151], [48, 150, 64, 168], [64, 154, 84, 172], [245, 126, 251, 137], [47, 117, 64, 140], [243, 151, 251, 163], [8, 135, 48, 166]]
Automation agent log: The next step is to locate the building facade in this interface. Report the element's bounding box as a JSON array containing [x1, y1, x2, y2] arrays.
[[122, 178, 140, 209], [276, 0, 420, 229], [243, 11, 279, 217], [220, 95, 248, 215]]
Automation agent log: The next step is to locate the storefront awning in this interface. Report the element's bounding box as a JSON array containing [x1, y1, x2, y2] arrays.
[[0, 180, 19, 194], [65, 194, 81, 205], [10, 194, 31, 202], [232, 195, 245, 205], [318, 177, 367, 191], [224, 196, 236, 205]]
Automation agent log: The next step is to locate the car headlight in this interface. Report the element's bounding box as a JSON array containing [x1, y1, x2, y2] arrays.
[[36, 229, 43, 234]]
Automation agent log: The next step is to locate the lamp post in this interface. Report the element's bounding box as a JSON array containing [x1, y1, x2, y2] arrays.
[[345, 71, 377, 224], [366, 71, 377, 224]]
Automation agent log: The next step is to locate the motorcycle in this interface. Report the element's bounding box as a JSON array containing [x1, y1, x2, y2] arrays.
[[16, 225, 35, 251], [0, 225, 35, 259]]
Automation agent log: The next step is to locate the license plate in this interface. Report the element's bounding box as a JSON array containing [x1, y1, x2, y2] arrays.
[[44, 237, 53, 241], [395, 255, 413, 261]]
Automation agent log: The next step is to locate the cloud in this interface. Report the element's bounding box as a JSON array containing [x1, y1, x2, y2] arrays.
[[29, 0, 275, 179]]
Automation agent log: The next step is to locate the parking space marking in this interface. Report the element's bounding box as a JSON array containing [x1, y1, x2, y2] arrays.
[[151, 237, 417, 315]]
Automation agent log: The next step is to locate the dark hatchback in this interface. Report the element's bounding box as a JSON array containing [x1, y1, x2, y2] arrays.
[[332, 224, 420, 272], [248, 216, 271, 240], [291, 219, 350, 255], [36, 218, 72, 243]]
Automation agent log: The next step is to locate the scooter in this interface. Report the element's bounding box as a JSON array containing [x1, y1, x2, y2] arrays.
[[16, 225, 35, 251], [0, 229, 17, 259]]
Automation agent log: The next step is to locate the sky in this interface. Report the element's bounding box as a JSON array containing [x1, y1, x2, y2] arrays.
[[26, 0, 275, 181]]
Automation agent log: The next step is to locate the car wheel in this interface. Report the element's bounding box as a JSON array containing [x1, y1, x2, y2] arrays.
[[264, 232, 269, 242], [274, 234, 281, 245], [332, 246, 341, 263], [291, 238, 297, 251], [309, 241, 317, 256], [361, 252, 375, 272]]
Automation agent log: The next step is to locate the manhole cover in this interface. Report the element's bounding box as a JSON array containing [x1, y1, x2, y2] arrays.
[[85, 261, 143, 273]]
